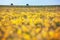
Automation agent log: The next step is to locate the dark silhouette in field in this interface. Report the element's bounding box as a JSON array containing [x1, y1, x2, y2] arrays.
[[26, 4, 29, 6], [11, 3, 13, 5]]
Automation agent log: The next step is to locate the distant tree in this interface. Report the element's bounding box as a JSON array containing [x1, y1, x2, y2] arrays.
[[11, 3, 13, 5], [26, 4, 29, 6]]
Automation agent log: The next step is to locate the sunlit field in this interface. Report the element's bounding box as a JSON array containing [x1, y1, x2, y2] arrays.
[[0, 6, 60, 40]]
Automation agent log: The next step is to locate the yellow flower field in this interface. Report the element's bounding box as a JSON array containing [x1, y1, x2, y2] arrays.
[[0, 6, 60, 40]]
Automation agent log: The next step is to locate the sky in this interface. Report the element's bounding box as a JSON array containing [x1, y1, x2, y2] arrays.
[[0, 0, 60, 5]]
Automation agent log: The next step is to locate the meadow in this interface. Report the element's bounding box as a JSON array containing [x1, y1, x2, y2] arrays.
[[0, 6, 60, 40]]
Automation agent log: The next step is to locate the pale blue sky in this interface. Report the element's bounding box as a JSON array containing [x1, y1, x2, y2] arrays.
[[0, 0, 60, 5]]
